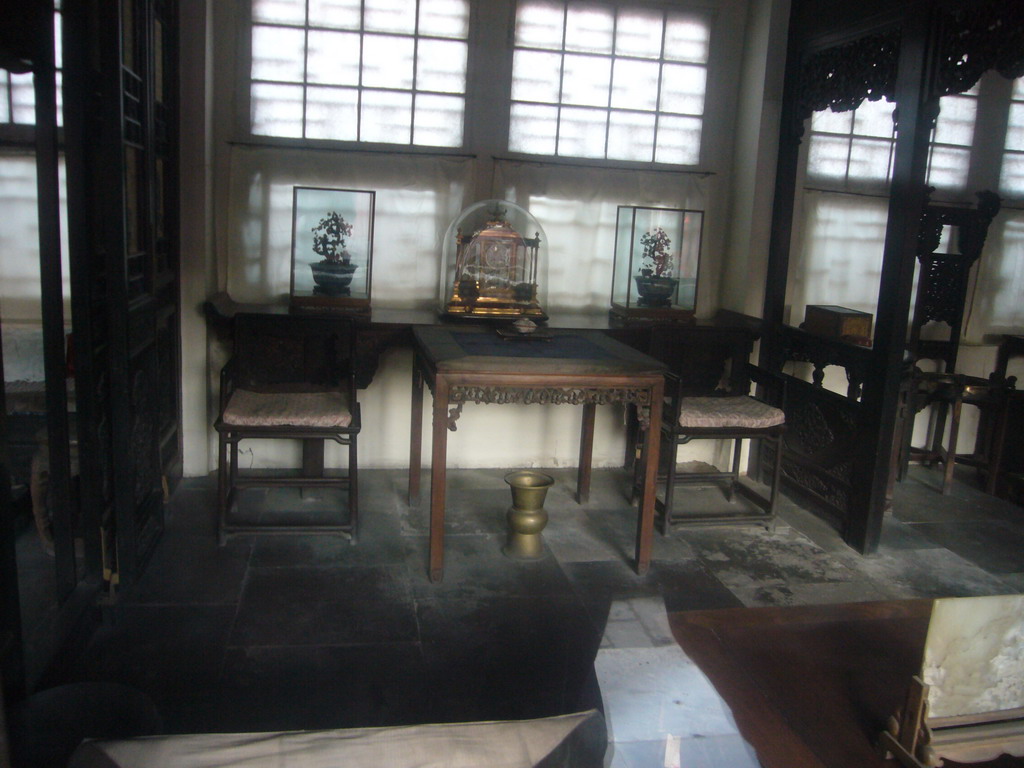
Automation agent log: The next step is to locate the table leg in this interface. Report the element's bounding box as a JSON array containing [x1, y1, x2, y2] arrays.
[[428, 378, 450, 582], [576, 403, 596, 503], [635, 380, 663, 575], [408, 361, 423, 505]]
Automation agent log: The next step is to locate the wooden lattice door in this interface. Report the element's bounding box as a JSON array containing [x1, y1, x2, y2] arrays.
[[63, 0, 180, 588]]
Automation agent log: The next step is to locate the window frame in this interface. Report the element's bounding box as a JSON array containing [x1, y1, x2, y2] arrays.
[[506, 0, 713, 167], [999, 78, 1024, 200], [235, 0, 728, 172], [802, 86, 988, 198], [239, 0, 474, 155], [0, 5, 64, 145]]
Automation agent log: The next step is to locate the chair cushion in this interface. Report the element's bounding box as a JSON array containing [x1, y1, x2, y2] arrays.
[[222, 389, 352, 428], [678, 396, 785, 429]]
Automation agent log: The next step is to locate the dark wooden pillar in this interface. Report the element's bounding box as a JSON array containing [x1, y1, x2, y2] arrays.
[[64, 0, 180, 589], [849, 5, 940, 552], [759, 1, 803, 374], [34, 0, 81, 600]]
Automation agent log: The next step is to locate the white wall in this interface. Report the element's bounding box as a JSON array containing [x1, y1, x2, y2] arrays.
[[719, 0, 789, 317], [179, 0, 217, 477]]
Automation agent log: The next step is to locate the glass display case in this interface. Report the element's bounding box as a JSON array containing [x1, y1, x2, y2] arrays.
[[440, 199, 548, 321], [610, 206, 702, 321], [290, 186, 375, 313]]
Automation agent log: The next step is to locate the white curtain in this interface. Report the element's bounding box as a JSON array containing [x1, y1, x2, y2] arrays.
[[224, 146, 476, 308], [966, 208, 1024, 338], [493, 160, 708, 311], [222, 148, 710, 314], [0, 152, 71, 321], [786, 190, 889, 328]]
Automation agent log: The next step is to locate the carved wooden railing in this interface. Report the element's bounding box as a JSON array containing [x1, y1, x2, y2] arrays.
[[779, 325, 873, 401], [771, 326, 875, 530]]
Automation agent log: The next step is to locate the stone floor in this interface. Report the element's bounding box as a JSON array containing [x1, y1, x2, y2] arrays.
[[46, 464, 1024, 765]]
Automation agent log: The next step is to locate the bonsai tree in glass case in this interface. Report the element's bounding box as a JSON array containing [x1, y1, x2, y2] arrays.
[[610, 206, 702, 321], [440, 200, 548, 321], [310, 211, 357, 294], [290, 186, 375, 313], [636, 226, 676, 304]]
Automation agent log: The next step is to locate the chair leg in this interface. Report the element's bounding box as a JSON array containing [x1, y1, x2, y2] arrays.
[[348, 435, 359, 544], [941, 396, 963, 495], [985, 400, 1010, 495], [661, 433, 680, 534], [230, 439, 239, 489], [929, 400, 949, 467], [767, 434, 783, 528], [897, 388, 917, 482], [630, 450, 641, 506], [725, 438, 742, 502], [631, 420, 654, 506], [217, 432, 229, 546]]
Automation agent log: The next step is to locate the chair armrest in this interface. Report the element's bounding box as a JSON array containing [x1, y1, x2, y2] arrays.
[[746, 363, 787, 407], [662, 371, 686, 426], [219, 357, 238, 412], [345, 369, 359, 413]]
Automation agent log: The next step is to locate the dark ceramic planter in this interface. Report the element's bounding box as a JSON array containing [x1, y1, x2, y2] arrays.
[[310, 261, 357, 296], [634, 275, 678, 307]]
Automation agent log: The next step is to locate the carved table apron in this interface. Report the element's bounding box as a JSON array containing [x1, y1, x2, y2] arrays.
[[409, 325, 665, 582]]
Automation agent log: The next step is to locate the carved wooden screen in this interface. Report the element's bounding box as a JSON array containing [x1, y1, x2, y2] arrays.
[[763, 0, 1024, 553], [63, 0, 180, 588]]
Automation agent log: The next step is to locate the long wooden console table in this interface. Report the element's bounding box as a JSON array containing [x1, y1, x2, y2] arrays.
[[203, 294, 762, 391]]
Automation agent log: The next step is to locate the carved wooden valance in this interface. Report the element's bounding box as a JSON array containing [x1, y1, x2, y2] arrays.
[[447, 385, 654, 430], [796, 28, 901, 124], [934, 0, 1024, 98], [793, 2, 1024, 134]]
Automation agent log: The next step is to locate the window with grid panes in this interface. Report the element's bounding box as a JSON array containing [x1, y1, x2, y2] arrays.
[[999, 78, 1024, 197], [508, 1, 710, 164], [0, 5, 63, 130], [806, 98, 896, 188], [249, 0, 469, 147], [805, 87, 979, 192]]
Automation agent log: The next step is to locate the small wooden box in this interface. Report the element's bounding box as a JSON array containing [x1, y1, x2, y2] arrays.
[[803, 305, 873, 344]]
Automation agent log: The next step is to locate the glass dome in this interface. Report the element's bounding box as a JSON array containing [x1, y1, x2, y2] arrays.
[[439, 199, 548, 320]]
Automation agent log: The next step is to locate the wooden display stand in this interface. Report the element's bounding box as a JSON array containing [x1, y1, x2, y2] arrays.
[[880, 677, 1024, 767], [802, 305, 873, 346], [879, 595, 1024, 767]]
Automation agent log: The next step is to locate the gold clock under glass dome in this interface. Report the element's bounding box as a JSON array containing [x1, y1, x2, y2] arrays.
[[440, 200, 548, 320]]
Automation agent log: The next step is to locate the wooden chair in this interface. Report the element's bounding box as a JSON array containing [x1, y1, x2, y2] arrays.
[[895, 190, 1002, 494], [897, 189, 999, 495], [658, 363, 786, 531], [951, 335, 1021, 495], [215, 312, 360, 544], [902, 371, 1014, 495]]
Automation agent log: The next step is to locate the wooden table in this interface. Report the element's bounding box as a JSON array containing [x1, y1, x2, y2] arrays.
[[408, 325, 666, 582]]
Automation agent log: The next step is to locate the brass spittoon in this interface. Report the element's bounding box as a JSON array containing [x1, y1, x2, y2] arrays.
[[503, 471, 555, 560]]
